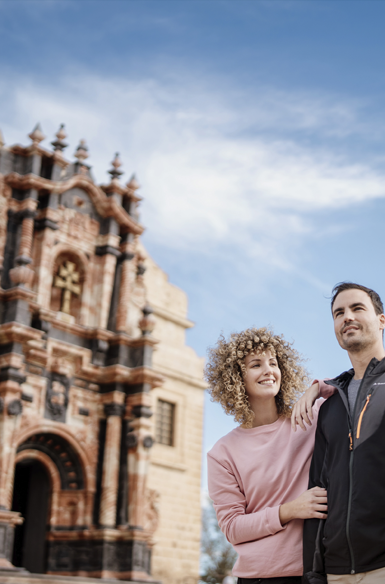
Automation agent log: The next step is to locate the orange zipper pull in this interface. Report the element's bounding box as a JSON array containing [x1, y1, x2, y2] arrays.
[[349, 430, 353, 451], [357, 394, 371, 439]]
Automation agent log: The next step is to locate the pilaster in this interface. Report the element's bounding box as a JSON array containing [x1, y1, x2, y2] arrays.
[[99, 399, 125, 527]]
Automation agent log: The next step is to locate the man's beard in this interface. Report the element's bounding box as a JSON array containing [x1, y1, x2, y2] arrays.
[[340, 324, 373, 352]]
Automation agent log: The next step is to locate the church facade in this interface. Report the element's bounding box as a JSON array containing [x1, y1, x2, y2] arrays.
[[0, 125, 205, 584]]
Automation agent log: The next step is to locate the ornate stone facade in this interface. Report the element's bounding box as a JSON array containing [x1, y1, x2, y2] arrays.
[[0, 125, 205, 584]]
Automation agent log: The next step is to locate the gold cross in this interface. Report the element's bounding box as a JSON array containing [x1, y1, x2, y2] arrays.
[[54, 261, 81, 314]]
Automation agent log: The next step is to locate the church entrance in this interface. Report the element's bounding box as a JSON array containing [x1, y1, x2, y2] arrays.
[[11, 459, 51, 573]]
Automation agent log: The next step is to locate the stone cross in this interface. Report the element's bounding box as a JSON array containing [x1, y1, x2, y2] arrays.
[[54, 261, 81, 314]]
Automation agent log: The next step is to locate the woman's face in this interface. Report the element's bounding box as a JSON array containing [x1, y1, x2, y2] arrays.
[[243, 349, 281, 402]]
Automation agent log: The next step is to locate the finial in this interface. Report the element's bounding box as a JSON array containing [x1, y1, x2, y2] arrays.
[[126, 173, 140, 191], [138, 303, 156, 336], [108, 152, 123, 180], [74, 139, 89, 163], [28, 123, 45, 145], [0, 129, 4, 148], [51, 123, 68, 152]]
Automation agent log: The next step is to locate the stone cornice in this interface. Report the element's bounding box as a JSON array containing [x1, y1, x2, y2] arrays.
[[4, 173, 144, 235], [153, 363, 207, 390], [0, 321, 44, 344], [30, 306, 160, 349], [150, 303, 194, 329], [0, 286, 36, 303]]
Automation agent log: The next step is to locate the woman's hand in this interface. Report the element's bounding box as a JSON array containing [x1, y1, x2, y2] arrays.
[[279, 487, 328, 525], [291, 382, 320, 432]]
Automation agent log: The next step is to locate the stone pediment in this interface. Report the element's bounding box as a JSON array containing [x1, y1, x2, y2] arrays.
[[60, 187, 101, 221], [4, 173, 144, 235]]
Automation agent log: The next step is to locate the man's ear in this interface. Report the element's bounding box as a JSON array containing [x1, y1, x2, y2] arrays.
[[379, 313, 385, 331]]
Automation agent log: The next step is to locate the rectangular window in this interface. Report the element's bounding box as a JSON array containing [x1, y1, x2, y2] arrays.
[[155, 399, 175, 446]]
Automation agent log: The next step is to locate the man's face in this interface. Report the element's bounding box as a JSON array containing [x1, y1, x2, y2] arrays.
[[332, 289, 385, 352]]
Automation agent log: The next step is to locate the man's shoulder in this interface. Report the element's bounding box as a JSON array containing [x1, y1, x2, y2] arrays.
[[318, 390, 344, 420]]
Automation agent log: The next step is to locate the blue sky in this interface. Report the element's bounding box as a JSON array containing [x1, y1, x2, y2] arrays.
[[2, 0, 385, 488]]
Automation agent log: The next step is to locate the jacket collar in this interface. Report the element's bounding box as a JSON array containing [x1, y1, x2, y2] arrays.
[[325, 356, 385, 390]]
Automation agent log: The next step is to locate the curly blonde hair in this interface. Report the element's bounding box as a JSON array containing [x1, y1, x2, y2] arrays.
[[205, 327, 309, 428]]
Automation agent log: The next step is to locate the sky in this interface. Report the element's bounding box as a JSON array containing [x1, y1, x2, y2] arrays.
[[2, 0, 385, 489]]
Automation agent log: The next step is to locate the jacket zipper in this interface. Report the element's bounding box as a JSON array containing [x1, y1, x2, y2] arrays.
[[346, 436, 355, 574], [345, 370, 371, 575], [356, 395, 371, 439]]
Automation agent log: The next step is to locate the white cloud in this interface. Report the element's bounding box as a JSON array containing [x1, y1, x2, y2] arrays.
[[1, 69, 385, 267]]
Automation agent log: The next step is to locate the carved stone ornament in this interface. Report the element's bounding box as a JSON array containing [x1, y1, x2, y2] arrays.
[[74, 140, 89, 163], [9, 264, 34, 287], [28, 123, 45, 145], [51, 124, 68, 152], [54, 261, 81, 314], [108, 152, 124, 180], [104, 403, 125, 417], [136, 262, 146, 277], [7, 399, 23, 416], [143, 435, 154, 449], [143, 488, 160, 535], [126, 432, 138, 449], [138, 303, 155, 337], [45, 375, 70, 422]]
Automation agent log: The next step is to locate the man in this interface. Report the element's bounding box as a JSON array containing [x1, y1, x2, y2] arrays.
[[304, 282, 385, 584], [303, 282, 385, 584]]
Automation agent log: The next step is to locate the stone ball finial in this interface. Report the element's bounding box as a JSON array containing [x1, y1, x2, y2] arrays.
[[74, 139, 89, 162], [139, 302, 156, 336], [28, 123, 45, 145], [51, 123, 68, 152], [127, 173, 140, 191], [108, 152, 123, 180]]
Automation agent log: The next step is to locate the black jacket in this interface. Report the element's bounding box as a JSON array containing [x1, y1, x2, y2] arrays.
[[303, 357, 385, 583]]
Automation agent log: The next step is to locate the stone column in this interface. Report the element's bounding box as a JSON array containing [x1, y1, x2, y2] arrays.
[[126, 393, 154, 529], [0, 376, 24, 510], [94, 251, 119, 330], [115, 249, 135, 332], [0, 510, 23, 570], [99, 402, 125, 527], [9, 208, 36, 289], [18, 213, 34, 259]]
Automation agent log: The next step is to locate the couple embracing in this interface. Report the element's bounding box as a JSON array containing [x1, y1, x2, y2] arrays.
[[207, 282, 385, 584]]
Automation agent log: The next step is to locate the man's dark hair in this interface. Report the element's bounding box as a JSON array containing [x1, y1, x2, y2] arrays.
[[331, 282, 384, 315]]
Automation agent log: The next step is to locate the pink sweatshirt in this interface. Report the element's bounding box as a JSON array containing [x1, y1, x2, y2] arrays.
[[207, 381, 333, 578]]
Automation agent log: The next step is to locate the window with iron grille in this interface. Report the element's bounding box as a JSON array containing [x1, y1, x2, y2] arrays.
[[155, 399, 175, 446]]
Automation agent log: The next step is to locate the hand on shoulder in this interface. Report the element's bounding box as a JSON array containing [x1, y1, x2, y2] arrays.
[[291, 382, 320, 432]]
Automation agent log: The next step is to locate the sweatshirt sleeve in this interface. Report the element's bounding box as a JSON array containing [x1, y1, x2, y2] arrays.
[[207, 452, 286, 546]]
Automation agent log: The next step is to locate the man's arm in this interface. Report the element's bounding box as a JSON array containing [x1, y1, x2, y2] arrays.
[[303, 409, 328, 577]]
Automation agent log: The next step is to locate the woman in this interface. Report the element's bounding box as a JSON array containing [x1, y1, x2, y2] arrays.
[[206, 327, 330, 584]]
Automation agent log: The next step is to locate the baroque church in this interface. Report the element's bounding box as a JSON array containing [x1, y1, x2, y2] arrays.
[[0, 124, 205, 584]]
